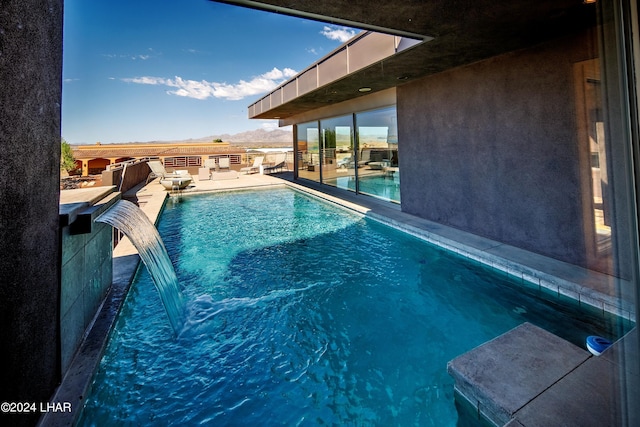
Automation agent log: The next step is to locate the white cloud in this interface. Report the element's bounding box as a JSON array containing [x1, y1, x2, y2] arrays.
[[260, 121, 279, 131], [261, 67, 297, 80], [123, 76, 168, 85], [103, 48, 157, 61], [122, 67, 298, 101], [320, 26, 357, 43], [261, 121, 292, 132], [184, 48, 208, 55]]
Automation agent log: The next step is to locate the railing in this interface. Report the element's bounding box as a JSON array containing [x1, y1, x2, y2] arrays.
[[248, 32, 423, 118], [164, 156, 202, 168], [206, 154, 242, 165], [103, 157, 159, 194]]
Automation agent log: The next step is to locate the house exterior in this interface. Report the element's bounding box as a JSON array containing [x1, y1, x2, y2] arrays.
[[242, 1, 634, 281], [1, 0, 639, 425], [235, 0, 640, 424], [71, 142, 247, 175]]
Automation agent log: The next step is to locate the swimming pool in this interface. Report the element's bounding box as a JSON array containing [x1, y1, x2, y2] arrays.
[[78, 187, 628, 426]]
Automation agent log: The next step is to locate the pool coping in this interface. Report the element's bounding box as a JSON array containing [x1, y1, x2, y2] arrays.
[[40, 173, 635, 426]]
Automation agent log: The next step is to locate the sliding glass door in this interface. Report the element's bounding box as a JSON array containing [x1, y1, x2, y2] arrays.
[[296, 121, 320, 182], [321, 115, 354, 191], [294, 106, 400, 203], [355, 107, 400, 202]]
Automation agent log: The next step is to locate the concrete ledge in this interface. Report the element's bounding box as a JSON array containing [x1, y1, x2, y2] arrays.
[[69, 192, 121, 235], [513, 356, 625, 426], [59, 186, 117, 226], [447, 322, 590, 425]]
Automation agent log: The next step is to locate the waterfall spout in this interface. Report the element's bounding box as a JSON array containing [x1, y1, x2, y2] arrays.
[[97, 200, 185, 335]]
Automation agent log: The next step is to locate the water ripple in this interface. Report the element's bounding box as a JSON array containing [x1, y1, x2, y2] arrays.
[[79, 189, 630, 427]]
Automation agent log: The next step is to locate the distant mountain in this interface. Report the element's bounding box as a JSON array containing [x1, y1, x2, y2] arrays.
[[83, 128, 294, 149], [222, 128, 293, 144], [157, 128, 293, 147]]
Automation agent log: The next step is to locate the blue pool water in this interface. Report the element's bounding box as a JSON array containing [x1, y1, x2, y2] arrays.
[[79, 188, 629, 426]]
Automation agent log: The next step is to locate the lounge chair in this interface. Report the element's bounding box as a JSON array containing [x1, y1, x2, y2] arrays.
[[147, 160, 172, 178], [240, 156, 264, 174], [357, 149, 371, 167], [147, 160, 193, 189], [147, 160, 181, 183], [203, 159, 217, 170], [263, 153, 288, 174], [218, 157, 230, 171], [198, 159, 217, 181]]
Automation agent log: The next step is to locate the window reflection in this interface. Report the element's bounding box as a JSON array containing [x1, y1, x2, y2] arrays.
[[296, 121, 320, 182], [575, 58, 614, 274], [294, 106, 400, 203], [356, 107, 400, 202], [321, 115, 354, 191]]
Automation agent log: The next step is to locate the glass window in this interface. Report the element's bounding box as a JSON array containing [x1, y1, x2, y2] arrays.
[[320, 115, 354, 191], [296, 121, 320, 182], [295, 107, 400, 204], [355, 106, 400, 202]]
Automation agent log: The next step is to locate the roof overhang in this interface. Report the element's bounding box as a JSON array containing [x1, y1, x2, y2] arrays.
[[214, 0, 599, 120]]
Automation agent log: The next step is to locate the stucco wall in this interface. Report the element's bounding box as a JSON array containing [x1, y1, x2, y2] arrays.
[[0, 1, 63, 422], [398, 33, 597, 269]]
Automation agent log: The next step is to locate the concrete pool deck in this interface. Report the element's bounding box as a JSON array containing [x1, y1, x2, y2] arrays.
[[41, 171, 637, 426]]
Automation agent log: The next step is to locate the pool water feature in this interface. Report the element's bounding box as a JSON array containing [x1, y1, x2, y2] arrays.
[[79, 188, 630, 426], [96, 200, 185, 335]]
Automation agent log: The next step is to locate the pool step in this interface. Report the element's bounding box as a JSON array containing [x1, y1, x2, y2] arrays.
[[447, 322, 590, 426], [448, 323, 640, 426]]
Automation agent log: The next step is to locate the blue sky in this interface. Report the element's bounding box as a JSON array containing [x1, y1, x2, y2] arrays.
[[62, 0, 358, 144]]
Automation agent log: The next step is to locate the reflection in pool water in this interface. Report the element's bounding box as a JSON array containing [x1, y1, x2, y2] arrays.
[[324, 173, 401, 203]]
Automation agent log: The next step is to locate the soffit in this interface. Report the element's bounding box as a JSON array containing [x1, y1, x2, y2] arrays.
[[215, 0, 598, 119]]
